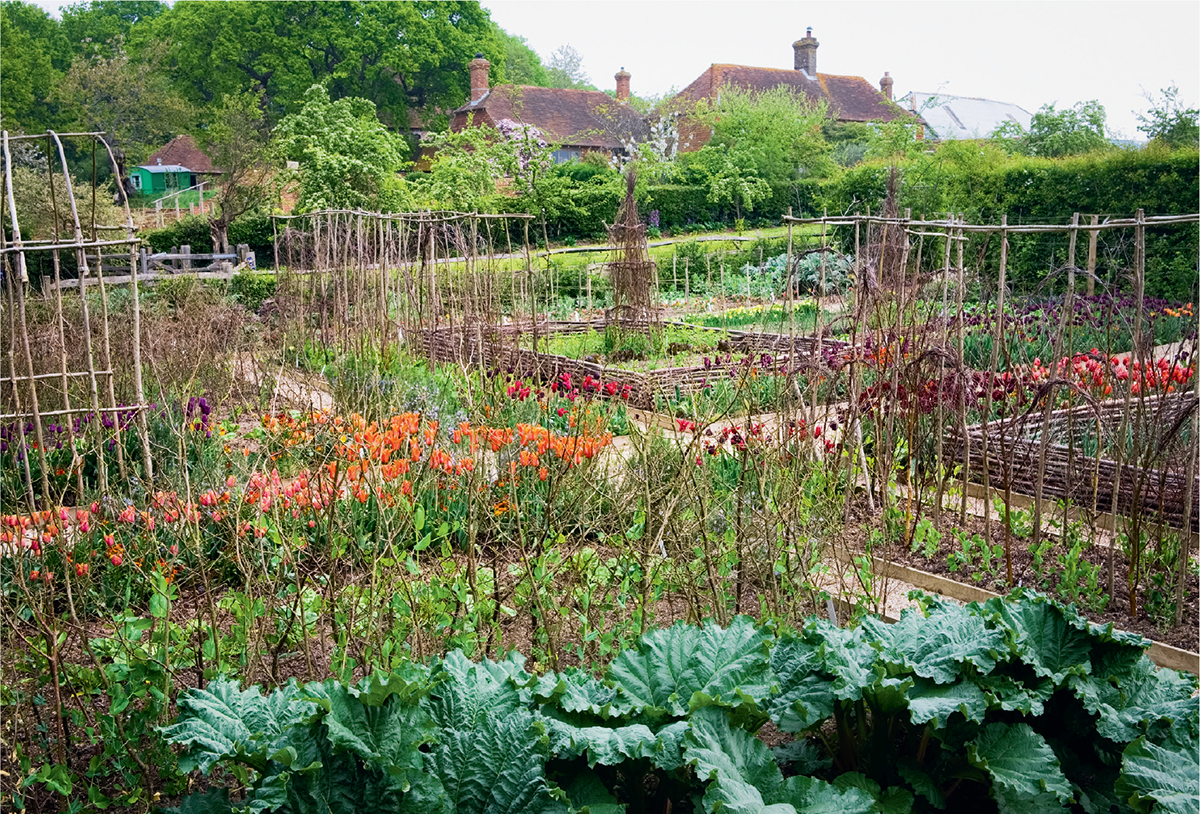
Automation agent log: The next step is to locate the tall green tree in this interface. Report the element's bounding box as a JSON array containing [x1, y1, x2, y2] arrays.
[[60, 0, 165, 58], [275, 85, 412, 212], [684, 85, 833, 217], [52, 41, 196, 200], [0, 1, 70, 132], [199, 93, 275, 253], [992, 100, 1112, 157], [545, 44, 594, 90], [1136, 84, 1199, 149], [499, 29, 548, 87], [152, 1, 503, 128]]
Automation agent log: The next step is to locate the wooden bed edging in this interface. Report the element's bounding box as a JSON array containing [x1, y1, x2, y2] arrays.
[[834, 551, 1199, 675]]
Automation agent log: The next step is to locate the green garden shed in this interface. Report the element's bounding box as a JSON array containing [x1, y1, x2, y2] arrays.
[[130, 134, 220, 196]]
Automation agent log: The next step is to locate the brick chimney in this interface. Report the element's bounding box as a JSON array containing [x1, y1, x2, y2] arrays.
[[793, 28, 818, 76], [880, 71, 893, 101], [469, 53, 490, 103], [615, 67, 631, 102]]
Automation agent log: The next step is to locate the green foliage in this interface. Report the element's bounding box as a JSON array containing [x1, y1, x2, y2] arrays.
[[199, 92, 275, 252], [228, 271, 277, 312], [683, 85, 833, 219], [275, 85, 412, 212], [150, 1, 502, 128], [60, 0, 165, 58], [993, 100, 1112, 158], [0, 0, 71, 131], [53, 39, 197, 169], [1136, 84, 1200, 149], [821, 146, 1200, 300], [159, 595, 1199, 813], [544, 43, 592, 90], [499, 28, 548, 86]]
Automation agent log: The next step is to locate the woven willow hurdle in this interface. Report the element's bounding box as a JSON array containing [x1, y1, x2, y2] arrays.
[[949, 393, 1199, 532], [420, 319, 853, 411]]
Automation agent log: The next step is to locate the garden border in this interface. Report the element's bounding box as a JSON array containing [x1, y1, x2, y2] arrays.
[[834, 551, 1199, 674]]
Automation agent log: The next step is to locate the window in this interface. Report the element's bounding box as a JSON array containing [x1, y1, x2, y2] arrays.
[[131, 174, 141, 190], [551, 148, 582, 164]]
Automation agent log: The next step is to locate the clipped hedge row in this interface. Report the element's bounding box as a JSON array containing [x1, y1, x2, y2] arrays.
[[820, 147, 1200, 300], [160, 591, 1198, 814], [141, 213, 276, 263]]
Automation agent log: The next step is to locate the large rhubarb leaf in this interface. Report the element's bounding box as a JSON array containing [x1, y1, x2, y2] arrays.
[[426, 709, 565, 814], [1115, 735, 1200, 814], [767, 634, 836, 732], [804, 621, 881, 702], [546, 720, 674, 769], [684, 707, 785, 804], [424, 650, 527, 731], [989, 596, 1095, 684], [160, 678, 322, 774], [320, 682, 433, 786], [968, 722, 1073, 811], [607, 616, 773, 718], [880, 603, 1005, 684], [778, 775, 875, 814], [1069, 654, 1199, 743], [533, 670, 634, 721], [906, 677, 987, 728]]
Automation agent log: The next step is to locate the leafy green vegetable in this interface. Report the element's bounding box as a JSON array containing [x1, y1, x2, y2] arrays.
[[158, 594, 1199, 814]]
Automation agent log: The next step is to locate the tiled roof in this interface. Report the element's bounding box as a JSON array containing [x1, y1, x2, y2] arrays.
[[144, 135, 220, 173], [677, 64, 910, 124], [452, 85, 644, 149]]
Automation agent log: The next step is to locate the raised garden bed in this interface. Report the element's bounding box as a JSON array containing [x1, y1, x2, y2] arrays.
[[949, 391, 1199, 532], [419, 319, 853, 411]]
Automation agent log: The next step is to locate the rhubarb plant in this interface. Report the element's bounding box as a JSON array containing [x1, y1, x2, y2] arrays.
[[160, 591, 1198, 814]]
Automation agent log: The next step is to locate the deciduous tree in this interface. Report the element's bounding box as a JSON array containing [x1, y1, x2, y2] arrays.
[[992, 100, 1112, 157], [0, 1, 70, 132], [274, 85, 412, 212], [152, 1, 503, 128], [1135, 84, 1199, 149], [199, 93, 275, 253]]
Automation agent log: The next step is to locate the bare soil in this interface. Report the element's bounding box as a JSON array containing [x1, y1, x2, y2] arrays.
[[840, 501, 1199, 652]]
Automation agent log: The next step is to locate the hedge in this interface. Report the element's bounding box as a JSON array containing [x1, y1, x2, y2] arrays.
[[819, 147, 1199, 300]]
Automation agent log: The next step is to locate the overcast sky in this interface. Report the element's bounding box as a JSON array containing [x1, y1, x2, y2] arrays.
[[483, 0, 1200, 140]]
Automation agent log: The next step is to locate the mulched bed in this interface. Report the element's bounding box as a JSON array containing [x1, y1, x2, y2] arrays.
[[843, 502, 1199, 652]]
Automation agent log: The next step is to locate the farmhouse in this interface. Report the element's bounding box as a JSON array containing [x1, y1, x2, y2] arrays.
[[901, 91, 1034, 141], [671, 29, 914, 151], [450, 55, 646, 163], [130, 134, 220, 195]]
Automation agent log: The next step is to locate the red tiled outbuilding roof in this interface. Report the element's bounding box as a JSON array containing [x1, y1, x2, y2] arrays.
[[144, 135, 220, 174]]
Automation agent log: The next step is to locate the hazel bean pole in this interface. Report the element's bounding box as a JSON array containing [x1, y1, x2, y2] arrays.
[[5, 132, 50, 502], [1108, 210, 1145, 599], [812, 212, 827, 420], [85, 134, 132, 483], [43, 136, 85, 497], [1177, 365, 1199, 625], [980, 215, 1008, 579], [934, 215, 954, 520], [1032, 213, 1079, 545], [956, 215, 970, 524]]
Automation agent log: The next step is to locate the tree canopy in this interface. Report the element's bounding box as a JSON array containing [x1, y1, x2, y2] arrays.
[[149, 1, 504, 128], [0, 1, 71, 131], [993, 100, 1112, 158], [1136, 84, 1200, 149], [275, 85, 412, 213]]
